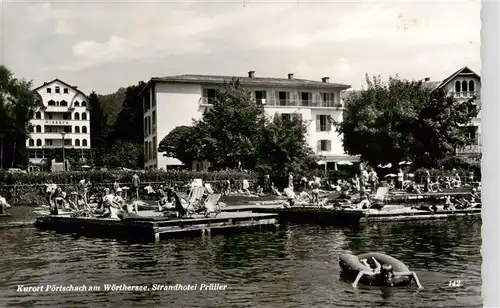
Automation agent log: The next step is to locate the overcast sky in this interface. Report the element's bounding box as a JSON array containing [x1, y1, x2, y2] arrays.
[[1, 0, 480, 94]]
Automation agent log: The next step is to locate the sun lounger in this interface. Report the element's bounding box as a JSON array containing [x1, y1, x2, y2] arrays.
[[203, 193, 222, 217]]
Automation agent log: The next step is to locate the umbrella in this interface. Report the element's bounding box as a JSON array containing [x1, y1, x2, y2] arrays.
[[385, 174, 397, 178], [377, 163, 392, 168], [398, 161, 407, 165], [81, 165, 91, 169], [337, 161, 353, 166]]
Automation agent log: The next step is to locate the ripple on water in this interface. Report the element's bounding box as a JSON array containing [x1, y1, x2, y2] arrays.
[[0, 216, 482, 308]]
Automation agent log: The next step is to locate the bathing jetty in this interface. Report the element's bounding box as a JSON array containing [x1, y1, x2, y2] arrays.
[[222, 204, 481, 225], [35, 211, 278, 243]]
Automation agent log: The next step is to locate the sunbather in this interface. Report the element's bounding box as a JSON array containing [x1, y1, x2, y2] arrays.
[[0, 195, 11, 214]]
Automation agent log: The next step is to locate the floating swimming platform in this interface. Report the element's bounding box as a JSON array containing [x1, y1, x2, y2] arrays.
[[35, 211, 278, 242], [339, 252, 411, 286]]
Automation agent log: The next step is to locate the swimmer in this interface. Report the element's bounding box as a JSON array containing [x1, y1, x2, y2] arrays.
[[352, 263, 423, 289]]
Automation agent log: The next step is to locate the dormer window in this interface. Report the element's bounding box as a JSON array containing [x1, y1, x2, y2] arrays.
[[47, 88, 52, 93], [55, 86, 60, 94], [63, 88, 69, 94], [60, 100, 68, 107], [74, 101, 80, 107], [48, 100, 56, 106], [81, 101, 87, 107]]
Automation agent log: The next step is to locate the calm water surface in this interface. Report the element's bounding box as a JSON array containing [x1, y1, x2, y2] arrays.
[[0, 212, 481, 308]]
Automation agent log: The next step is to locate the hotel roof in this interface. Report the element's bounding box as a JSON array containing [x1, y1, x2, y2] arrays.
[[141, 73, 351, 94]]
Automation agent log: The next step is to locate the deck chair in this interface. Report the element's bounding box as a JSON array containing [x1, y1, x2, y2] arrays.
[[370, 186, 389, 210], [203, 193, 222, 217], [184, 186, 205, 216]]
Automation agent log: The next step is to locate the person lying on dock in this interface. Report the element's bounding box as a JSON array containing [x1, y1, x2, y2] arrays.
[[352, 263, 423, 289], [0, 196, 11, 214]]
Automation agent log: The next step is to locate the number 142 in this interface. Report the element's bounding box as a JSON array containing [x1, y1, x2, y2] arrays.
[[449, 280, 462, 287]]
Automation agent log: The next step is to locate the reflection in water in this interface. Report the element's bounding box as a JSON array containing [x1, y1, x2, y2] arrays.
[[0, 217, 481, 308]]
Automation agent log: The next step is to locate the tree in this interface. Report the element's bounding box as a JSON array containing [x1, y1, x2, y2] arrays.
[[0, 65, 37, 169], [158, 125, 201, 166], [101, 141, 143, 169], [113, 82, 145, 144], [193, 79, 268, 170], [89, 91, 112, 166], [258, 114, 317, 179], [336, 75, 478, 168]]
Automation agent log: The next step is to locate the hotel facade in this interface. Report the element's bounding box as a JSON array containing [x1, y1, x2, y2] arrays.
[[426, 66, 481, 156], [27, 79, 91, 171], [140, 71, 360, 170]]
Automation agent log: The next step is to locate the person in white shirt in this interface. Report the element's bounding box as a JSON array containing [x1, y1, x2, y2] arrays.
[[397, 168, 404, 190], [0, 196, 11, 214], [368, 168, 379, 189]]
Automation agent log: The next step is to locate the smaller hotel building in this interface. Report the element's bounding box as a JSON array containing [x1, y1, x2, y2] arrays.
[[27, 79, 91, 171], [140, 71, 360, 170]]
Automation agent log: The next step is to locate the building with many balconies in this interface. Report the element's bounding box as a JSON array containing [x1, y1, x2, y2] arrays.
[[426, 66, 481, 156], [140, 71, 360, 170], [27, 79, 91, 171]]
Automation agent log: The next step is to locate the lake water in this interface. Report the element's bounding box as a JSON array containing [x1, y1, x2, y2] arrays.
[[0, 209, 482, 308]]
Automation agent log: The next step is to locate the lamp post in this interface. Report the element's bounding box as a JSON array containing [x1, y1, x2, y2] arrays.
[[60, 132, 66, 171]]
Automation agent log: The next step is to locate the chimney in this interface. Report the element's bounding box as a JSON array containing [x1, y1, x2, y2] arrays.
[[322, 77, 330, 83], [288, 73, 294, 80], [248, 71, 255, 78], [424, 77, 430, 82]]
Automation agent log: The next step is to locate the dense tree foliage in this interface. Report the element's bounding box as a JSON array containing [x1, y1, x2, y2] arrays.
[[0, 65, 37, 169], [101, 141, 143, 169], [159, 79, 317, 178], [336, 75, 478, 168], [158, 125, 201, 167]]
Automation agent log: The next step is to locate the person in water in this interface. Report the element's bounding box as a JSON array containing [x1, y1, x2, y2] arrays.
[[352, 262, 423, 289]]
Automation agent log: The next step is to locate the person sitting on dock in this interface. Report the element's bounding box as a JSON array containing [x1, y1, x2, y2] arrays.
[[443, 195, 455, 210], [311, 177, 321, 205], [352, 263, 423, 289], [271, 183, 281, 196], [451, 173, 462, 188], [113, 177, 120, 193], [397, 168, 404, 190], [423, 170, 432, 192], [283, 187, 296, 208], [0, 195, 11, 214], [355, 189, 371, 209]]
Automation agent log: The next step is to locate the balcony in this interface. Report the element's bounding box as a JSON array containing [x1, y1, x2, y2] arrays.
[[456, 144, 481, 154], [44, 106, 74, 113], [265, 99, 343, 109], [453, 91, 480, 99]]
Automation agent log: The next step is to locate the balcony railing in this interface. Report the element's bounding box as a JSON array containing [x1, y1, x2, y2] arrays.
[[453, 91, 480, 99], [199, 97, 343, 109], [456, 144, 481, 154]]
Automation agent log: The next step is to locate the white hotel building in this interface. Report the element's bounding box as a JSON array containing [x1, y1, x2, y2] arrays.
[[140, 71, 360, 170], [27, 79, 91, 171]]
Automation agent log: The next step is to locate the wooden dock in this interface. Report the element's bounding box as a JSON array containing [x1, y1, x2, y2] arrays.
[[222, 204, 481, 225], [35, 211, 278, 242]]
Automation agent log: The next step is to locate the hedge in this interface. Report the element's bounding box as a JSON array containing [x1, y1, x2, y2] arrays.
[[0, 170, 257, 207]]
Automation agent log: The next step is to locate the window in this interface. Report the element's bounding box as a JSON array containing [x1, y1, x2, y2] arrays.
[[300, 92, 310, 106], [46, 112, 53, 120], [149, 141, 153, 160], [152, 110, 156, 126], [82, 126, 87, 133], [455, 81, 461, 92], [255, 91, 266, 105], [468, 104, 477, 115], [461, 80, 468, 92], [63, 88, 69, 94], [55, 86, 60, 94], [35, 112, 42, 119], [74, 112, 80, 120], [64, 126, 71, 133], [48, 100, 56, 106], [29, 150, 36, 158], [316, 115, 330, 132], [467, 126, 478, 143], [81, 101, 87, 107], [204, 88, 217, 104], [63, 113, 71, 120], [75, 139, 80, 147], [148, 116, 152, 134], [153, 136, 157, 155], [29, 125, 34, 133], [74, 101, 80, 107], [321, 93, 335, 107], [278, 91, 288, 106], [144, 142, 149, 160], [60, 100, 68, 107], [36, 139, 42, 146], [29, 139, 34, 146], [82, 112, 87, 120], [64, 139, 71, 146], [82, 139, 88, 147], [75, 126, 80, 133], [318, 140, 332, 152], [152, 86, 156, 108], [36, 125, 42, 133], [144, 117, 148, 137], [469, 80, 475, 92], [47, 88, 52, 93]]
